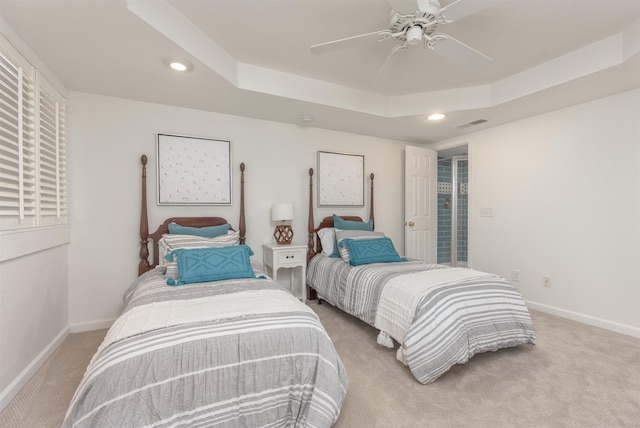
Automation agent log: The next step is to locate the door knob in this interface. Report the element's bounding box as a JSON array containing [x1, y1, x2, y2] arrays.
[[405, 221, 415, 227]]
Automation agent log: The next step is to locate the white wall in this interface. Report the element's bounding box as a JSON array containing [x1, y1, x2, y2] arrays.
[[0, 17, 70, 411], [431, 89, 640, 337], [68, 89, 640, 335], [0, 243, 69, 410], [67, 92, 410, 328]]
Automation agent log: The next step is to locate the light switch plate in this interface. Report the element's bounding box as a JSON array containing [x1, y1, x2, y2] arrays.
[[480, 207, 494, 217]]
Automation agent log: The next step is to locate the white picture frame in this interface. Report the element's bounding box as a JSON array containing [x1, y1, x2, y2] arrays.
[[156, 133, 231, 205], [317, 151, 364, 207]]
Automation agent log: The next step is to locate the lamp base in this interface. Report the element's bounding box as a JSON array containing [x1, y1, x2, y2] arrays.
[[274, 225, 293, 245]]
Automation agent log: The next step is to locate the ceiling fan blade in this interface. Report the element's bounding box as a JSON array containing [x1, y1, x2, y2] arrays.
[[388, 0, 441, 13], [310, 30, 387, 54], [388, 0, 419, 13], [431, 34, 492, 68], [441, 0, 508, 22]]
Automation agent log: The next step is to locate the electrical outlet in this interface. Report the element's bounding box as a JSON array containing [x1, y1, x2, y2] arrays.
[[543, 275, 551, 287], [511, 269, 520, 282]]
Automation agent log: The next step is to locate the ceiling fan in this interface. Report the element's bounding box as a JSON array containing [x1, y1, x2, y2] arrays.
[[310, 0, 505, 69]]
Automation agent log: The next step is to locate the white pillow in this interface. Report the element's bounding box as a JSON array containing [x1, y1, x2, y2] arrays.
[[317, 227, 337, 256], [335, 229, 385, 263]]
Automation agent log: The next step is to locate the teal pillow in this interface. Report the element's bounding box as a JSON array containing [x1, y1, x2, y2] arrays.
[[168, 222, 230, 238], [341, 237, 405, 266], [335, 230, 386, 262], [167, 245, 256, 286], [333, 214, 373, 231]]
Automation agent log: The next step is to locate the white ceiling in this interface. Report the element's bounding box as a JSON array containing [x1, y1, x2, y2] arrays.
[[1, 0, 638, 144]]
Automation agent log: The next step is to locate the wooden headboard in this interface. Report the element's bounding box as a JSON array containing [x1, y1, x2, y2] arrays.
[[137, 155, 246, 275], [306, 167, 375, 262]]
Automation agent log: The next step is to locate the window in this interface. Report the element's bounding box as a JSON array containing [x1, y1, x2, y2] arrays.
[[0, 34, 67, 232]]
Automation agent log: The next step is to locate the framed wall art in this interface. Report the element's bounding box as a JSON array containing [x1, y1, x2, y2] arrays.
[[156, 133, 231, 205], [317, 151, 364, 207]]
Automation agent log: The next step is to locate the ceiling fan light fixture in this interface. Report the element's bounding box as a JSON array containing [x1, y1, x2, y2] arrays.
[[406, 26, 423, 46], [427, 113, 446, 121], [163, 57, 193, 72]]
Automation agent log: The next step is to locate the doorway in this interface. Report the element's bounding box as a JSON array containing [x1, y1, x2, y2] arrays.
[[437, 147, 468, 267]]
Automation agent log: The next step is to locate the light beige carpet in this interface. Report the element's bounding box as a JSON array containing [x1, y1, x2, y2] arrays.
[[0, 329, 107, 428], [316, 306, 640, 428], [1, 307, 639, 428]]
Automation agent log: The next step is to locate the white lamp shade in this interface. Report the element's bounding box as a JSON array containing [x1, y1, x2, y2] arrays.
[[271, 203, 294, 221]]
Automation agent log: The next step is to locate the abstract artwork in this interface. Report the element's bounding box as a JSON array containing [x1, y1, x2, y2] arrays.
[[156, 134, 231, 205], [317, 151, 364, 207]]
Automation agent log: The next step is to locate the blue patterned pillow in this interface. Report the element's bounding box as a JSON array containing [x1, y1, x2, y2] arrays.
[[168, 222, 230, 238], [336, 229, 385, 263], [342, 237, 405, 266], [167, 245, 256, 286], [332, 214, 373, 231]]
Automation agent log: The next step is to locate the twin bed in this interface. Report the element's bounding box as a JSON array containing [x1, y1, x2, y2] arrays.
[[305, 168, 536, 385], [62, 157, 348, 428], [63, 157, 535, 427]]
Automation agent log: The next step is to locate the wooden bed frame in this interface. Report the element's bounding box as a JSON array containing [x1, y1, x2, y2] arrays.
[[306, 167, 375, 261], [305, 167, 374, 300], [137, 154, 246, 275]]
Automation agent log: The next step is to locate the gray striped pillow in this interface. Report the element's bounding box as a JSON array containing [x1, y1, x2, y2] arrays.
[[160, 231, 240, 280]]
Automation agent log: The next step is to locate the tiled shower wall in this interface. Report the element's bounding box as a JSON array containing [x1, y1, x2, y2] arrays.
[[437, 159, 452, 264], [437, 158, 468, 264], [457, 160, 468, 263]]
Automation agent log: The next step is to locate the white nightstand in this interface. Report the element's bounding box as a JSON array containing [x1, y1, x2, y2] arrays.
[[262, 243, 307, 303]]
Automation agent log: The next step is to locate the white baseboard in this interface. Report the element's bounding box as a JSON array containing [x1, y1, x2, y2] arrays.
[[0, 326, 70, 412], [69, 318, 115, 333], [0, 320, 114, 412], [526, 300, 640, 339]]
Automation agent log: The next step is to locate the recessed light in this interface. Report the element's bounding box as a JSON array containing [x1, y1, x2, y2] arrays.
[[163, 57, 193, 72], [300, 115, 314, 124], [427, 113, 446, 121]]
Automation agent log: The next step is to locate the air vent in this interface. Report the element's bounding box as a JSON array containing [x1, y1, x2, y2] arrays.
[[454, 119, 487, 129]]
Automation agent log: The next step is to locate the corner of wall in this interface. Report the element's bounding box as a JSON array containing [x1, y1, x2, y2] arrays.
[[0, 326, 70, 412]]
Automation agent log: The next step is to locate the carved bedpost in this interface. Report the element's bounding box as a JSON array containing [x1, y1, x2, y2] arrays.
[[307, 167, 318, 301], [307, 168, 316, 262], [370, 172, 375, 231], [239, 163, 246, 245], [139, 155, 150, 275]]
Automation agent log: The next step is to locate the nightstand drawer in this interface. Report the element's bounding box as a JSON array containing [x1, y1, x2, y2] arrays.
[[277, 250, 304, 265]]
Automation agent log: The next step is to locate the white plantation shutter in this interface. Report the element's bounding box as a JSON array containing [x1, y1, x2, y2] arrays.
[[37, 77, 67, 225], [0, 34, 66, 231]]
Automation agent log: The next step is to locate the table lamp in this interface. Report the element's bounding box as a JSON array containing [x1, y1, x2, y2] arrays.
[[271, 203, 294, 245]]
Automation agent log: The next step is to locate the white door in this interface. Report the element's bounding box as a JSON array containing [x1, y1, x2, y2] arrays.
[[404, 145, 437, 262]]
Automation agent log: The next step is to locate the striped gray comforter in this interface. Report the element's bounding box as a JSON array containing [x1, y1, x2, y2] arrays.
[[307, 255, 536, 384], [62, 266, 348, 427]]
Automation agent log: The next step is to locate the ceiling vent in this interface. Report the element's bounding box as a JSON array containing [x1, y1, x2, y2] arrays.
[[454, 119, 487, 129]]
